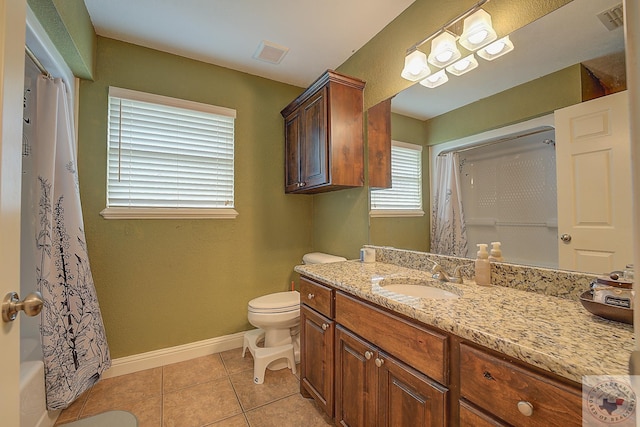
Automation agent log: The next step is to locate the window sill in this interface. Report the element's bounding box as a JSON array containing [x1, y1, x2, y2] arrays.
[[369, 209, 425, 218], [100, 207, 239, 219]]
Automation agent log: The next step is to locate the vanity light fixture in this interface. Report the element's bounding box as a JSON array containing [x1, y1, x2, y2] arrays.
[[400, 0, 515, 88], [401, 49, 432, 81], [427, 32, 462, 68], [446, 54, 479, 76], [477, 36, 514, 61], [459, 9, 497, 51], [419, 69, 449, 88]]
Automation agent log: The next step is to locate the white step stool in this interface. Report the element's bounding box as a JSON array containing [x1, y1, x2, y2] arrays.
[[242, 328, 296, 384]]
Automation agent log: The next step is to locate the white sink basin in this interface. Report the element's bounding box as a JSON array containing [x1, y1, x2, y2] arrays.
[[380, 284, 459, 300]]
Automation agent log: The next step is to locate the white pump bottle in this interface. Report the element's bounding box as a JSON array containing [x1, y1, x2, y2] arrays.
[[488, 241, 504, 262], [475, 244, 491, 286]]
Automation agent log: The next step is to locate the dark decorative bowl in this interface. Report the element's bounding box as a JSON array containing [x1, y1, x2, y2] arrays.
[[580, 290, 633, 325]]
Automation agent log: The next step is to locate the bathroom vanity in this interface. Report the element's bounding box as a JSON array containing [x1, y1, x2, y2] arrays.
[[295, 247, 634, 426]]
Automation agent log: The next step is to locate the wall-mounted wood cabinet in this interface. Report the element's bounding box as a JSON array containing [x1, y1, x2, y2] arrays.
[[281, 70, 365, 194], [367, 98, 392, 189]]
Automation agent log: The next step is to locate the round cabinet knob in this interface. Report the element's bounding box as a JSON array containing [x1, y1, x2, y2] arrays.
[[307, 293, 315, 300], [375, 357, 385, 368], [517, 401, 534, 417], [560, 233, 572, 243], [364, 351, 373, 360], [321, 323, 329, 331]]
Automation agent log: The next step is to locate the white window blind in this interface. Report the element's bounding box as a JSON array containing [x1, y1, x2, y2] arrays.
[[103, 87, 237, 219], [370, 141, 424, 217]]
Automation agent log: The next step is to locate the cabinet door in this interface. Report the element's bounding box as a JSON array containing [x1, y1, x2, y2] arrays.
[[335, 326, 377, 427], [300, 304, 334, 417], [377, 351, 448, 427], [301, 87, 328, 189], [284, 110, 302, 193]]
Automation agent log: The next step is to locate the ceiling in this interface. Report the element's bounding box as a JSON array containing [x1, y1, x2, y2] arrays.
[[82, 0, 625, 121], [82, 0, 415, 88]]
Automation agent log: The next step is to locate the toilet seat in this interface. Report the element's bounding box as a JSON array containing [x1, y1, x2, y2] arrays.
[[248, 291, 299, 313]]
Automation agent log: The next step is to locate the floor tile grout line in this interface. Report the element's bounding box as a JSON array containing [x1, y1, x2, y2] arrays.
[[242, 390, 301, 415]]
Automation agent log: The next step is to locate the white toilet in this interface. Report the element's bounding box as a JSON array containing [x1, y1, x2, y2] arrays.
[[242, 252, 346, 384]]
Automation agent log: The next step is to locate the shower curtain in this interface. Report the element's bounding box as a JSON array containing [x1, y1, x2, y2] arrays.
[[430, 152, 468, 257], [27, 76, 111, 410]]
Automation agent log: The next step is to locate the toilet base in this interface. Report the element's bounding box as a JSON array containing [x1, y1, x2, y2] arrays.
[[242, 329, 296, 384]]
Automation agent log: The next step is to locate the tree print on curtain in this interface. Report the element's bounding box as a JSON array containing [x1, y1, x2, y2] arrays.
[[430, 152, 468, 257], [30, 76, 111, 410]]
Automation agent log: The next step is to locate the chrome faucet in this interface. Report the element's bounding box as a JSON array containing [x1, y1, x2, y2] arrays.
[[429, 261, 465, 284]]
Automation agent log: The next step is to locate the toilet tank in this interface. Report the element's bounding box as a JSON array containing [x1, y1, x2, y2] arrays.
[[302, 252, 346, 264]]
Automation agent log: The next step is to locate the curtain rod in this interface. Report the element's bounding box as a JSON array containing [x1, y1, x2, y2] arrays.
[[408, 0, 490, 53], [437, 127, 555, 156], [25, 45, 51, 78]]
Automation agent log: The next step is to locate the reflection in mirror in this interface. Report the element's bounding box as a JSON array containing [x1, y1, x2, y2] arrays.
[[433, 124, 558, 269], [379, 0, 628, 273]]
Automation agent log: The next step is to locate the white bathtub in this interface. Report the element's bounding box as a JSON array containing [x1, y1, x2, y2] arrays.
[[20, 338, 59, 427]]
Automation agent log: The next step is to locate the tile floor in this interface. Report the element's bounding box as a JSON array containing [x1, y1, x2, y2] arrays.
[[54, 348, 333, 427]]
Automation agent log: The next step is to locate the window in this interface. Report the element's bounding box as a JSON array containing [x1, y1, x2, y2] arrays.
[[101, 87, 237, 219], [370, 141, 424, 217]]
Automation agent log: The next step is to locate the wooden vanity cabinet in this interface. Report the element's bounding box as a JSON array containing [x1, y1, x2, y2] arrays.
[[300, 305, 334, 417], [336, 326, 448, 427], [298, 275, 583, 426], [459, 343, 582, 427], [299, 277, 335, 417], [281, 70, 365, 194]]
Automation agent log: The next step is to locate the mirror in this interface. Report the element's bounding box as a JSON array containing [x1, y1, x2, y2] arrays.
[[373, 0, 627, 273]]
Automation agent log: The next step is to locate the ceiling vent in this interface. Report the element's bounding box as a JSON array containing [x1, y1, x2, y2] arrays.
[[253, 40, 289, 64], [597, 4, 624, 31]]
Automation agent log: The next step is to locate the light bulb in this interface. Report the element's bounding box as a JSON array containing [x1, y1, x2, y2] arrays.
[[436, 50, 453, 63], [477, 36, 514, 61], [459, 9, 497, 51], [486, 41, 505, 55], [454, 59, 470, 71], [401, 50, 431, 81], [468, 30, 488, 45]]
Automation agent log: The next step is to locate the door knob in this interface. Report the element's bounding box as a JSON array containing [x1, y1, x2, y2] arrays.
[[560, 233, 572, 243], [2, 291, 44, 322]]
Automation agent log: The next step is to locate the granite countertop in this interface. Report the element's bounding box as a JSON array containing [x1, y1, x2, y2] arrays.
[[294, 260, 634, 384]]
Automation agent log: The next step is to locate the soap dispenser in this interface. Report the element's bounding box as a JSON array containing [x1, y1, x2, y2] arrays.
[[475, 244, 491, 286], [489, 241, 504, 262]]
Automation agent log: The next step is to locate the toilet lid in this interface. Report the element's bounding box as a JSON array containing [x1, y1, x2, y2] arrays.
[[248, 291, 300, 312]]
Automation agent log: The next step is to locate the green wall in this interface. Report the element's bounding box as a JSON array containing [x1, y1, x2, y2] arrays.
[[78, 37, 310, 357], [425, 65, 583, 145], [28, 0, 95, 79]]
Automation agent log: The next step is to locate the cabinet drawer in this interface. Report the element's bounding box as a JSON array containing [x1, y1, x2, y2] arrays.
[[460, 343, 582, 427], [459, 400, 508, 427], [300, 277, 333, 317], [335, 291, 448, 385]]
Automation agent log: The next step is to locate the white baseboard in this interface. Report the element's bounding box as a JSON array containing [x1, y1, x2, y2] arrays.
[[101, 330, 249, 379]]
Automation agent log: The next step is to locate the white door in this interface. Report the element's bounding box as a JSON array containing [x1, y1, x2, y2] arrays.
[[0, 0, 27, 425], [555, 91, 633, 274]]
